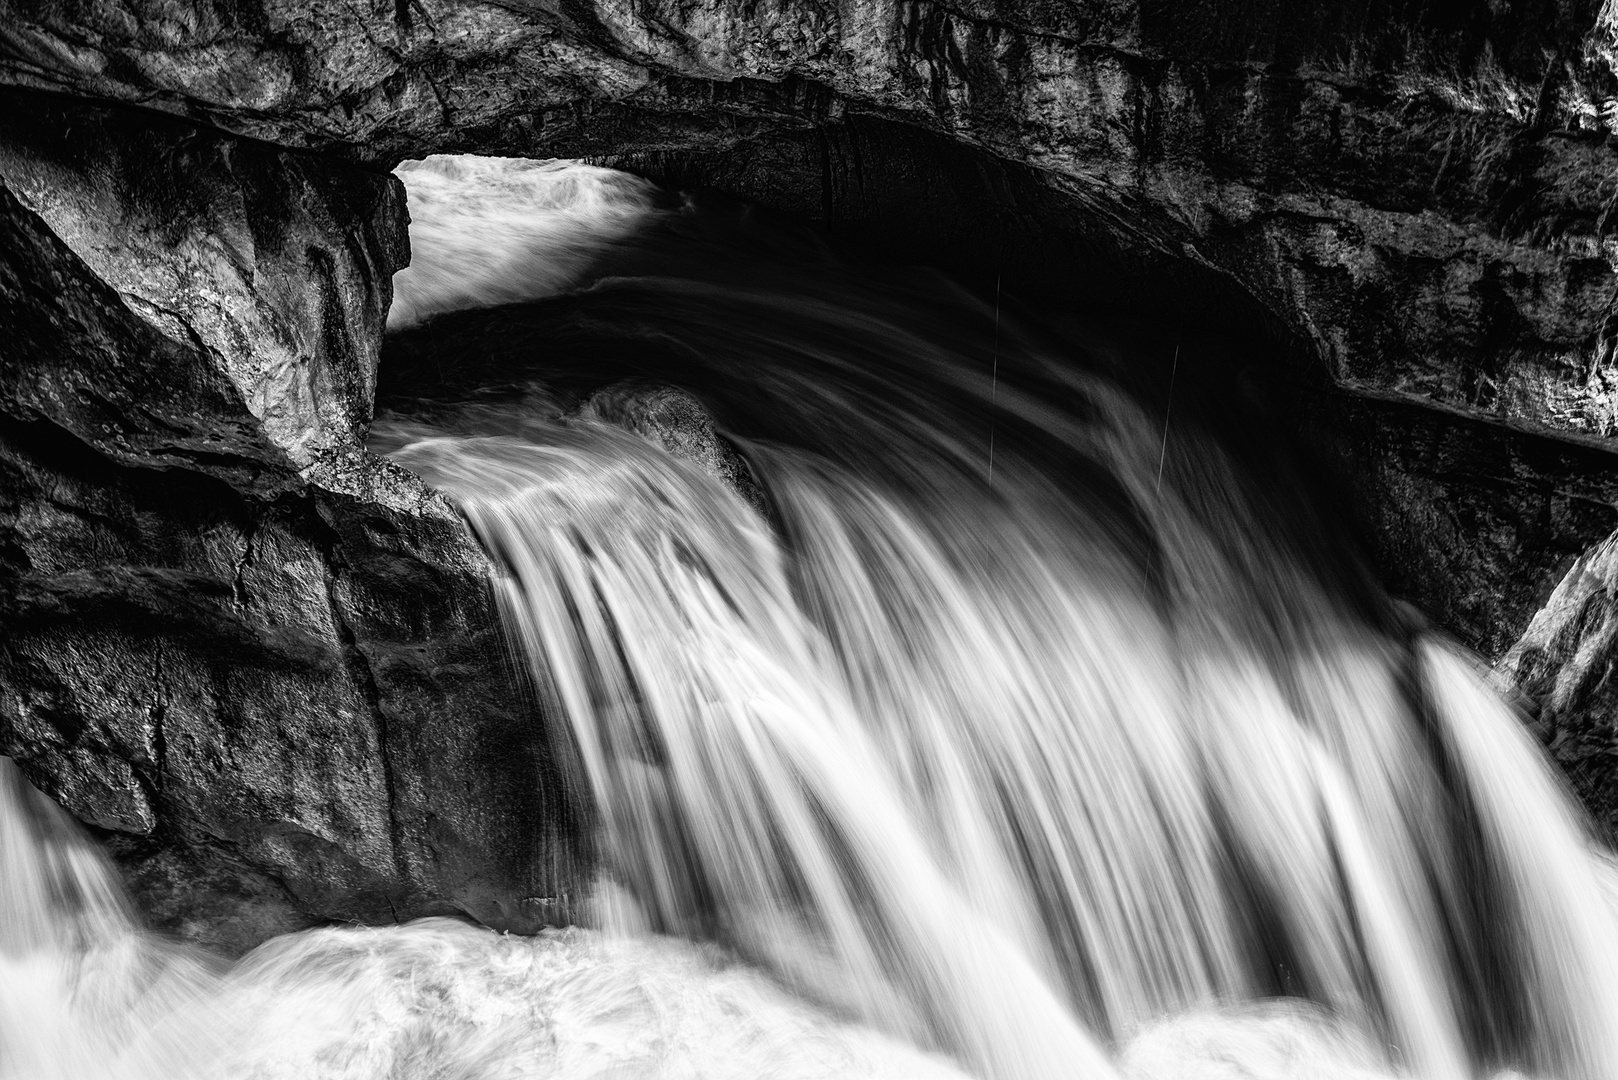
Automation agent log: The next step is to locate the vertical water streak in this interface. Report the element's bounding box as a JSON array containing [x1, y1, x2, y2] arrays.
[[391, 427, 1124, 1080], [1421, 642, 1618, 1080], [383, 360, 1618, 1080], [0, 759, 236, 1080]]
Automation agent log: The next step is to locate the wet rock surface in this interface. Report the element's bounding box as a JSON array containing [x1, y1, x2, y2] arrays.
[[1305, 389, 1618, 659], [576, 382, 771, 518], [1497, 531, 1618, 840], [0, 89, 406, 470], [6, 1, 1618, 444], [0, 414, 586, 953], [8, 2, 1618, 651], [0, 94, 585, 953]]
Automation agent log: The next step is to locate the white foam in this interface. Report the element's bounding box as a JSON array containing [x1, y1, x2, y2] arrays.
[[388, 155, 663, 330]]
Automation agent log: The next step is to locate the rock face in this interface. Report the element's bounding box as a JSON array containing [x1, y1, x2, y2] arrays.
[[4, 1, 1618, 434], [0, 92, 585, 953], [7, 1, 1618, 640], [5, 0, 1618, 937], [1307, 390, 1618, 658], [1497, 533, 1618, 839], [0, 90, 403, 470]]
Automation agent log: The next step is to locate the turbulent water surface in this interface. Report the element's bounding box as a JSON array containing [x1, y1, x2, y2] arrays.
[[5, 154, 1618, 1080]]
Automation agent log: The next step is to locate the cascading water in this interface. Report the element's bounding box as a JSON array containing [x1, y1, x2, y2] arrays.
[[5, 153, 1618, 1080], [374, 157, 1618, 1080], [0, 752, 976, 1080]]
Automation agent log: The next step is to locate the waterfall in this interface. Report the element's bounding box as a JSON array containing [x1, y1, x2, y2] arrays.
[[382, 388, 1618, 1080], [0, 754, 976, 1080], [3, 154, 1618, 1080]]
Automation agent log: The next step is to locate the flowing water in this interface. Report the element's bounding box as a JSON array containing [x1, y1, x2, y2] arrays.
[[4, 154, 1618, 1080]]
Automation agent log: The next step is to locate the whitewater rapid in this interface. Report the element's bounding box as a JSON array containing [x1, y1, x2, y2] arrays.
[[3, 154, 1617, 1080]]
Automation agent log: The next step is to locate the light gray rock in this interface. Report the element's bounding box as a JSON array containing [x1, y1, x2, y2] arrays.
[[0, 89, 405, 470], [1496, 528, 1618, 837], [577, 382, 770, 517]]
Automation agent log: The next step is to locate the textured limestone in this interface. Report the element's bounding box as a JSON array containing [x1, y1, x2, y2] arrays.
[[10, 1, 1618, 658], [0, 94, 585, 953], [0, 89, 405, 470], [5, 1, 1618, 443], [577, 383, 770, 518], [1306, 387, 1618, 658], [0, 415, 586, 954], [1497, 529, 1618, 839]]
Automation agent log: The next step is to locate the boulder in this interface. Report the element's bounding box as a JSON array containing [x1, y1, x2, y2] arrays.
[[1497, 528, 1618, 839], [0, 93, 585, 953]]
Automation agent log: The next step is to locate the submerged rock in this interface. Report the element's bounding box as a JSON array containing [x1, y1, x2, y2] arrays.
[[576, 383, 770, 518], [6, 0, 1618, 655]]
